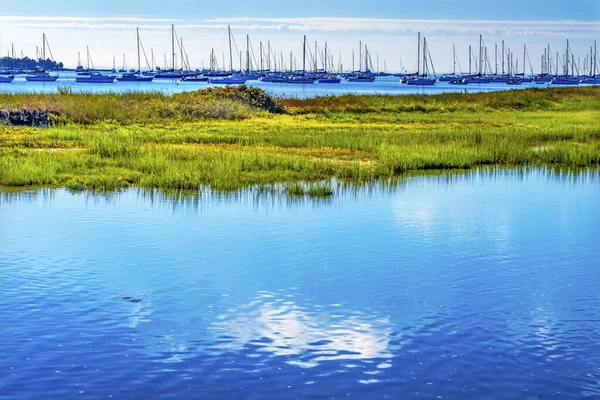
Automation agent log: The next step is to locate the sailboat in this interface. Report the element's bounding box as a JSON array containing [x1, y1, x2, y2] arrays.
[[0, 75, 14, 83], [318, 42, 341, 84], [552, 40, 581, 85], [346, 42, 376, 82], [467, 36, 491, 83], [238, 35, 262, 80], [405, 33, 437, 85], [440, 44, 463, 82], [75, 51, 86, 74], [25, 33, 59, 82], [117, 29, 154, 82], [142, 49, 157, 76], [285, 36, 315, 84], [209, 27, 248, 84], [76, 46, 115, 83], [155, 26, 187, 79], [76, 72, 116, 83], [118, 54, 127, 73]]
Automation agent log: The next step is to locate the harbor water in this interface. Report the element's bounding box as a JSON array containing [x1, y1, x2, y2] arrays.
[[0, 73, 585, 98], [1, 168, 599, 399]]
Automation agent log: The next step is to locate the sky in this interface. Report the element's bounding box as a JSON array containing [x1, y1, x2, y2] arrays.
[[1, 1, 598, 72]]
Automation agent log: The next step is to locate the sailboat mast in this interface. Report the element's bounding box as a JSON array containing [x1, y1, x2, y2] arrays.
[[423, 38, 427, 76], [302, 35, 307, 74], [501, 40, 505, 75], [137, 28, 141, 75], [547, 44, 551, 75], [594, 40, 598, 76], [479, 34, 483, 76], [171, 25, 175, 71], [260, 42, 264, 71], [495, 43, 498, 75], [523, 44, 526, 75], [246, 35, 250, 74], [469, 45, 472, 76], [324, 42, 327, 73], [42, 33, 46, 70], [228, 26, 233, 72], [181, 38, 184, 70], [566, 39, 570, 76], [86, 45, 90, 70], [314, 41, 318, 71], [417, 33, 420, 75], [591, 41, 595, 77], [359, 41, 362, 72], [453, 43, 456, 75]]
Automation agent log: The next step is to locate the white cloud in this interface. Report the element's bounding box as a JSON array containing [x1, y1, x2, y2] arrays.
[[1, 16, 598, 36]]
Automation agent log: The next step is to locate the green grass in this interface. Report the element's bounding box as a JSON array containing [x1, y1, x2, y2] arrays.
[[0, 86, 599, 195]]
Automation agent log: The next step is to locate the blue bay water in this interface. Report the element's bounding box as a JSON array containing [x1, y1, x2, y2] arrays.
[[0, 73, 577, 98], [0, 168, 599, 399]]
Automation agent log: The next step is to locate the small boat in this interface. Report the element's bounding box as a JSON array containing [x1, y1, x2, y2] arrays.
[[155, 70, 188, 79], [469, 76, 491, 84], [181, 76, 208, 82], [406, 77, 437, 85], [0, 75, 15, 83], [237, 74, 262, 81], [116, 73, 153, 82], [260, 74, 286, 83], [76, 73, 116, 83], [286, 75, 315, 84], [208, 76, 247, 84], [582, 76, 600, 84], [506, 78, 522, 85], [439, 75, 461, 82], [25, 71, 58, 82], [204, 70, 232, 77], [318, 76, 341, 84], [346, 75, 375, 82], [449, 78, 468, 85], [552, 76, 581, 85]]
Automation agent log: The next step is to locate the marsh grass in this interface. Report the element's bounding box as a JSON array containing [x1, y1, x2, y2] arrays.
[[307, 183, 334, 198], [0, 87, 598, 193], [0, 85, 283, 124]]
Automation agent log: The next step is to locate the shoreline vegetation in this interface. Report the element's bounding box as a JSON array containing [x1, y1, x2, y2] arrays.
[[0, 86, 599, 197]]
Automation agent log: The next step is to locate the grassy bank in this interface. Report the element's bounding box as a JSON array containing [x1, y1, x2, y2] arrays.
[[0, 86, 599, 194]]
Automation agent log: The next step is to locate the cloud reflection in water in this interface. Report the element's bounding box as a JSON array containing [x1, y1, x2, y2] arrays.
[[209, 290, 398, 368]]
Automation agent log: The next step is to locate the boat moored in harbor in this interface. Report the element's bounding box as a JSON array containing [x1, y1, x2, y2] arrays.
[[25, 33, 59, 82], [0, 75, 15, 83], [116, 29, 154, 82], [76, 73, 116, 83]]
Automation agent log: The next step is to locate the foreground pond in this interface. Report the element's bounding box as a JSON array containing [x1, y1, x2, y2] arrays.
[[1, 168, 599, 399]]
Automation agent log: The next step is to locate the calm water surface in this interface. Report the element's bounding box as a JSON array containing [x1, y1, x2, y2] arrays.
[[1, 169, 599, 399]]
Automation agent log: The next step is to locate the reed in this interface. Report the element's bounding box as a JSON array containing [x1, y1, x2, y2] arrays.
[[0, 87, 598, 193]]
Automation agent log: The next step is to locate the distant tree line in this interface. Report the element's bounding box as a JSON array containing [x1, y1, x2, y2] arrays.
[[0, 57, 64, 71]]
